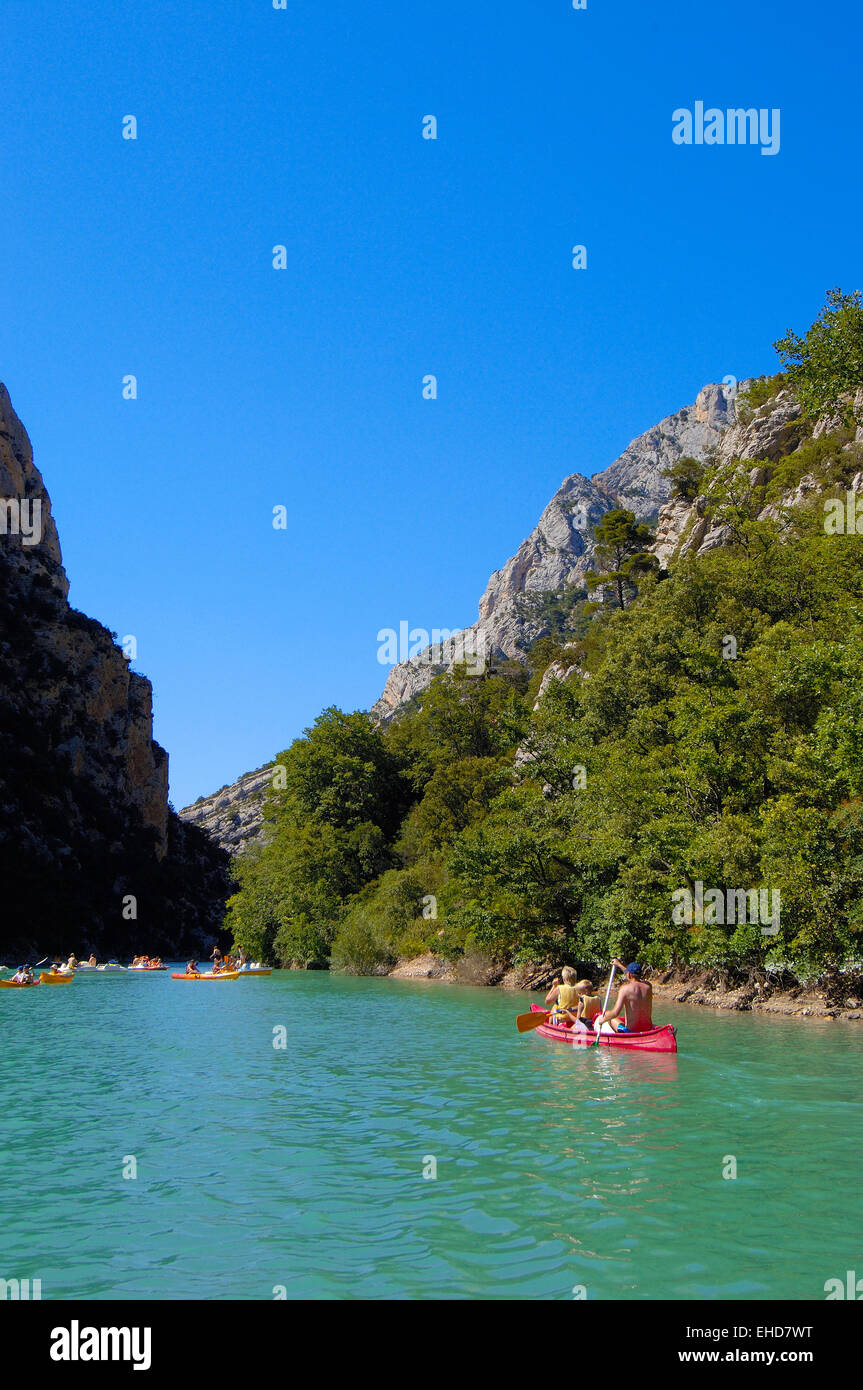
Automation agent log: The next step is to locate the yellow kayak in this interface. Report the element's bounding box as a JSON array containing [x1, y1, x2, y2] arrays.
[[40, 971, 74, 985]]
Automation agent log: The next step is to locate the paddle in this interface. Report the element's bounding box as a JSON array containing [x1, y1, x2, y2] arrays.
[[592, 962, 618, 1046], [516, 1008, 552, 1034]]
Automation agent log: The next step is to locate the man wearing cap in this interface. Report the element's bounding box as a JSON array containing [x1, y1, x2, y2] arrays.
[[595, 959, 653, 1033]]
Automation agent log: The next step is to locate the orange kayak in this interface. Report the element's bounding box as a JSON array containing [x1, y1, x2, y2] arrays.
[[39, 971, 74, 985], [0, 978, 40, 988], [170, 971, 239, 981]]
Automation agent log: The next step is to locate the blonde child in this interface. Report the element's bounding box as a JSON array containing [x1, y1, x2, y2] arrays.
[[545, 968, 602, 1030]]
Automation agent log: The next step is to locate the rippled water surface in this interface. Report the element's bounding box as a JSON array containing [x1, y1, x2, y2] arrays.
[[1, 970, 860, 1299]]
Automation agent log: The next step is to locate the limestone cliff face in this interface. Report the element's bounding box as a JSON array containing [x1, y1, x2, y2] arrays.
[[181, 765, 273, 854], [0, 384, 231, 960], [370, 382, 737, 719], [651, 385, 863, 567]]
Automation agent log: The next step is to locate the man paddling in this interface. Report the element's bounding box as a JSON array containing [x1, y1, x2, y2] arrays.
[[595, 960, 653, 1033]]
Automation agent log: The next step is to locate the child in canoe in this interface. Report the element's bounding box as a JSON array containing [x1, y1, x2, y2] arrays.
[[186, 960, 201, 977], [545, 969, 600, 1029], [567, 981, 603, 1031]]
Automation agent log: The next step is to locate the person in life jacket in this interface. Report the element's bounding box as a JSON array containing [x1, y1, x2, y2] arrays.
[[545, 967, 586, 1026], [556, 979, 602, 1031]]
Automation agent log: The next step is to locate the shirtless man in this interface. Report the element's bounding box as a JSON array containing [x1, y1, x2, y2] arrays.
[[595, 960, 653, 1033]]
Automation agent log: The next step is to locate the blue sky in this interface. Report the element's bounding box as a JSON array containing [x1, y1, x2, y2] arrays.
[[1, 0, 860, 809]]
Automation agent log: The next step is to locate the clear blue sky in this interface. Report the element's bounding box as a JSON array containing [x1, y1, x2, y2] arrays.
[[1, 1, 859, 809]]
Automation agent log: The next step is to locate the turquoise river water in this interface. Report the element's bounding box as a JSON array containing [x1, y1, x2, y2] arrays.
[[0, 970, 860, 1300]]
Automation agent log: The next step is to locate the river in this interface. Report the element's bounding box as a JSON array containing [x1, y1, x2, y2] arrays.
[[1, 970, 860, 1299]]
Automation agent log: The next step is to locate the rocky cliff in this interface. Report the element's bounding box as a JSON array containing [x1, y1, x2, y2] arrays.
[[370, 382, 738, 719], [184, 374, 863, 864], [651, 384, 863, 567], [0, 384, 232, 961], [180, 765, 273, 855], [182, 381, 739, 854]]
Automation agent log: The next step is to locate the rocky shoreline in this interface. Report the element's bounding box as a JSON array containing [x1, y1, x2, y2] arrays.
[[385, 953, 863, 1023]]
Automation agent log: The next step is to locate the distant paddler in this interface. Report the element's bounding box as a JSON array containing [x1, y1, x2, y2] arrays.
[[594, 960, 653, 1034]]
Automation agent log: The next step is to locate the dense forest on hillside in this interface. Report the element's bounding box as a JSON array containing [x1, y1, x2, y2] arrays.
[[227, 293, 863, 989]]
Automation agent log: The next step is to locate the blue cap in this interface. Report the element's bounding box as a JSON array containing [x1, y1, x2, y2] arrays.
[[626, 962, 642, 975]]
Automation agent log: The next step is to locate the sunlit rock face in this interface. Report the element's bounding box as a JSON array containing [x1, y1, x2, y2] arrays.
[[180, 765, 274, 854], [370, 382, 738, 721]]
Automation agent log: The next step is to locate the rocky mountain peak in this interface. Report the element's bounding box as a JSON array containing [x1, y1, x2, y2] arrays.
[[369, 381, 738, 721]]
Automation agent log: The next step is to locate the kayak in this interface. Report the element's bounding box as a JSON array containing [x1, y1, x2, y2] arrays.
[[170, 971, 240, 981], [530, 1005, 677, 1052], [39, 972, 74, 986], [0, 978, 40, 988], [237, 968, 272, 976], [128, 965, 167, 972]]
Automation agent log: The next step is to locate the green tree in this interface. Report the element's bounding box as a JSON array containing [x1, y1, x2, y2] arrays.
[[663, 455, 705, 502], [586, 508, 656, 610], [774, 287, 863, 423]]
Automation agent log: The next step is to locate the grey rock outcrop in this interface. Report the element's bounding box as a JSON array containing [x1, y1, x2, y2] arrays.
[[371, 381, 738, 720], [533, 646, 584, 707], [649, 383, 863, 569], [181, 765, 273, 854]]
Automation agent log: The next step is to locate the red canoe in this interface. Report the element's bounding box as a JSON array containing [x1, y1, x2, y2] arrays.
[[530, 1005, 677, 1053]]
